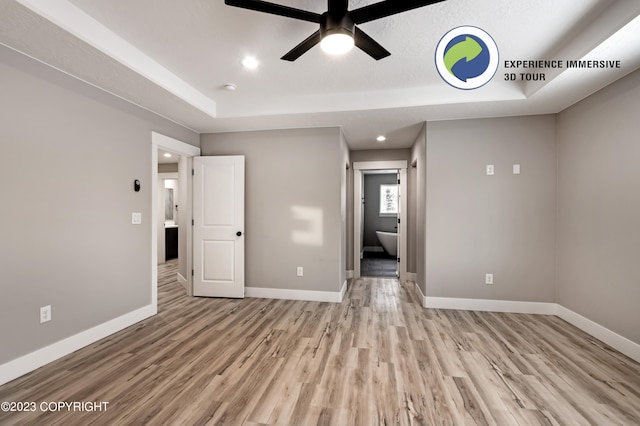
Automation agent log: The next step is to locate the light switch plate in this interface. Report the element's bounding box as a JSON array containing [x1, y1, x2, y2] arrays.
[[486, 165, 495, 175], [132, 212, 142, 225], [513, 164, 521, 174]]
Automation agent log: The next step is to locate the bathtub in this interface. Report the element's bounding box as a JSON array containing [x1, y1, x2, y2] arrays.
[[376, 231, 397, 257]]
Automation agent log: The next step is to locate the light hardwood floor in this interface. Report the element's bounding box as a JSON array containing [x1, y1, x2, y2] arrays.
[[1, 260, 639, 425]]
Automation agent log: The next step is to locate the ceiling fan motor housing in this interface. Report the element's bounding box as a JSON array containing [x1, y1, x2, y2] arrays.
[[320, 12, 355, 38]]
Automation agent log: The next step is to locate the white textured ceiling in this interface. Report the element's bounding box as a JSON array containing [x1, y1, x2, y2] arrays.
[[2, 0, 640, 149]]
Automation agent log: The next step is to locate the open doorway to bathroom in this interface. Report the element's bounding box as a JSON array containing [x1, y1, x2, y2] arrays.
[[157, 150, 181, 302], [353, 160, 407, 280], [152, 132, 200, 310], [361, 170, 399, 277], [158, 152, 179, 265]]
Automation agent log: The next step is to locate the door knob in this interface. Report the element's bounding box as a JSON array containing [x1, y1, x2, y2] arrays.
[[236, 231, 242, 237]]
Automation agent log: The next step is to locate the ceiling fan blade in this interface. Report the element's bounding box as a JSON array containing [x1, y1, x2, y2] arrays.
[[350, 0, 447, 24], [281, 30, 322, 61], [328, 0, 348, 16], [354, 26, 390, 60], [225, 0, 321, 23]]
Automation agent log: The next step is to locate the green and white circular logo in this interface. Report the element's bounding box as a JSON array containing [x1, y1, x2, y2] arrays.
[[435, 26, 499, 90]]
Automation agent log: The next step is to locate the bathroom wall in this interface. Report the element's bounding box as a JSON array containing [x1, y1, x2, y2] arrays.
[[156, 174, 178, 264], [163, 178, 179, 226], [363, 173, 398, 250]]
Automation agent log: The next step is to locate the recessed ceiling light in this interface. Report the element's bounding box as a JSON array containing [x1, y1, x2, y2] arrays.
[[241, 56, 259, 69], [223, 83, 237, 91], [376, 135, 387, 142], [163, 153, 172, 158]]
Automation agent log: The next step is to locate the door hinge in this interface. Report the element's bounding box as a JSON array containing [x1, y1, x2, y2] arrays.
[[191, 269, 194, 276], [192, 219, 194, 226], [397, 218, 400, 224], [397, 258, 400, 263], [192, 168, 194, 176], [397, 179, 400, 184]]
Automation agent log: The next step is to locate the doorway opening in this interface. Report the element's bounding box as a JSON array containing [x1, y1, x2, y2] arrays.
[[151, 132, 200, 313], [158, 168, 179, 264], [361, 170, 399, 277], [353, 160, 407, 280]]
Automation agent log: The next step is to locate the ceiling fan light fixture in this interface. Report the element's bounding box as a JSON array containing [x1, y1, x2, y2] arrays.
[[320, 32, 354, 55]]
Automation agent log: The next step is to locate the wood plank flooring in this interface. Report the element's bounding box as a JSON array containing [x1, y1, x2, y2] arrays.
[[1, 260, 639, 425]]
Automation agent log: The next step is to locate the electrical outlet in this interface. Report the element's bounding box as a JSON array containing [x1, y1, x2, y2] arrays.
[[131, 212, 142, 225], [296, 267, 303, 277], [40, 305, 51, 323], [485, 273, 494, 285]]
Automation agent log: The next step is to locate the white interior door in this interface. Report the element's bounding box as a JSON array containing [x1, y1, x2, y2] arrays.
[[193, 156, 245, 298]]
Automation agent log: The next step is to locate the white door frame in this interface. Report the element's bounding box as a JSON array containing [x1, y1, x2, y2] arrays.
[[353, 161, 408, 281], [151, 132, 200, 311]]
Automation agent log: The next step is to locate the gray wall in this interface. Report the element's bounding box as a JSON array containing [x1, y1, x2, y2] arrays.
[[158, 163, 179, 173], [557, 69, 640, 344], [200, 128, 344, 293], [363, 174, 398, 248], [177, 156, 190, 282], [350, 149, 412, 163], [411, 125, 427, 284], [0, 45, 198, 364], [425, 115, 556, 302], [340, 132, 350, 286]]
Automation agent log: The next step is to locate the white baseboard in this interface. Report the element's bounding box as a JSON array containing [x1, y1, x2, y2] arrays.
[[246, 286, 344, 303], [0, 304, 155, 386], [339, 280, 348, 302], [424, 297, 557, 315], [406, 272, 417, 282], [363, 246, 384, 253], [421, 296, 639, 363], [556, 305, 640, 363], [414, 283, 426, 306], [177, 272, 187, 291]]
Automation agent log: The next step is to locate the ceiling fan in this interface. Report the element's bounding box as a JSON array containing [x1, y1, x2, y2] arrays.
[[224, 0, 447, 61]]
